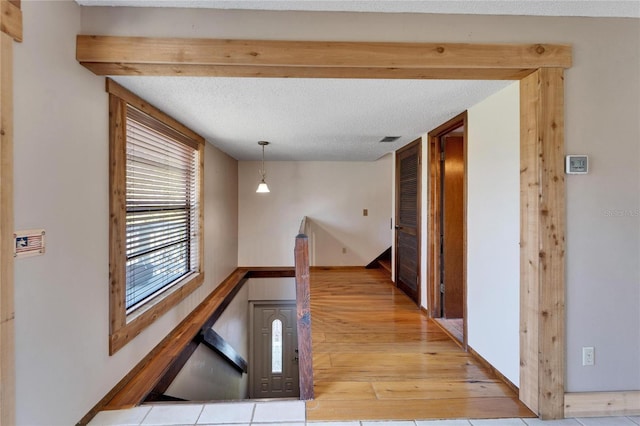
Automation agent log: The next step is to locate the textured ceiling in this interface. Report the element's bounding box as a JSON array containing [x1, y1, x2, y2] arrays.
[[112, 77, 512, 161], [86, 2, 638, 161], [77, 0, 640, 18]]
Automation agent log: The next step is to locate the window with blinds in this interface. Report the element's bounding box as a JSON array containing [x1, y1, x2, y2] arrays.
[[125, 106, 200, 311]]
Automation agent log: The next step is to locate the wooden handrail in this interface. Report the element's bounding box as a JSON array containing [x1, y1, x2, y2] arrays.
[[79, 267, 295, 424], [295, 217, 314, 400], [298, 215, 308, 236]]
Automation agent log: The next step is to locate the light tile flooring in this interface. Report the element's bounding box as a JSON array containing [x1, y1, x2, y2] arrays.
[[87, 401, 640, 426]]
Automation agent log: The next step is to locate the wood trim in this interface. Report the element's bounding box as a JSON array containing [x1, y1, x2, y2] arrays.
[[309, 265, 365, 271], [106, 79, 204, 144], [467, 345, 519, 397], [199, 328, 248, 374], [147, 339, 199, 400], [108, 95, 127, 333], [536, 68, 566, 420], [83, 62, 535, 80], [0, 1, 21, 43], [110, 273, 204, 354], [426, 112, 467, 352], [519, 69, 566, 419], [519, 71, 541, 414], [427, 133, 441, 319], [564, 391, 640, 417], [0, 31, 15, 426], [77, 36, 572, 73], [107, 84, 206, 355], [246, 267, 295, 278], [294, 235, 314, 400]]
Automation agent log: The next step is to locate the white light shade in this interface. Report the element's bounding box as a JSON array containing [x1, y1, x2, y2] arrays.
[[256, 181, 270, 193]]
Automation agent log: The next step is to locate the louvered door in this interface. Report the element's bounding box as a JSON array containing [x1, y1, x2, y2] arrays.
[[395, 139, 421, 304]]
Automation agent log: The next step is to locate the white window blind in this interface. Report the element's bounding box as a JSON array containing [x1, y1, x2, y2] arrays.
[[125, 106, 200, 311]]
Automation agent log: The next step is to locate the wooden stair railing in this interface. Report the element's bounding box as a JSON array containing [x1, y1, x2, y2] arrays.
[[80, 218, 315, 424], [79, 267, 294, 425], [295, 216, 314, 400]]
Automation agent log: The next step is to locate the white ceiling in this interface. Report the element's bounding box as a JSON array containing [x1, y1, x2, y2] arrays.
[[83, 1, 639, 161], [113, 77, 512, 161], [77, 1, 640, 19]]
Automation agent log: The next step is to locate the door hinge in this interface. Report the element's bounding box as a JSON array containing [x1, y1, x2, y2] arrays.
[[440, 151, 445, 161], [440, 283, 445, 293]]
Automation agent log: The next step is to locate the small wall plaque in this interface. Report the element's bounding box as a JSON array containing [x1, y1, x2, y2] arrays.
[[14, 229, 45, 258]]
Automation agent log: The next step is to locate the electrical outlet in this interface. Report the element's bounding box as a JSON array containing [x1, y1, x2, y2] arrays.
[[582, 347, 595, 366], [342, 247, 347, 254], [363, 209, 368, 216]]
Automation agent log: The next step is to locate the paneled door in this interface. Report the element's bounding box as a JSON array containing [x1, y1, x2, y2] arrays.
[[251, 303, 299, 398], [395, 138, 421, 305]]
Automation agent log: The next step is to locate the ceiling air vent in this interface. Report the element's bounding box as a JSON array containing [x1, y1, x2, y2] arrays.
[[379, 136, 401, 143]]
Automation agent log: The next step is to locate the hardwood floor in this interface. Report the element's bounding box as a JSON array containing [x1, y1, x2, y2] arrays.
[[306, 268, 534, 421]]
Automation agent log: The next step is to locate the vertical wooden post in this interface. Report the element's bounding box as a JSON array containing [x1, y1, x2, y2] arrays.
[[294, 232, 314, 400], [0, 31, 15, 426], [520, 68, 566, 419], [0, 2, 21, 422]]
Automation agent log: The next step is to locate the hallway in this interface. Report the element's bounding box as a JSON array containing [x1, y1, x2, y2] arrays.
[[306, 268, 534, 422]]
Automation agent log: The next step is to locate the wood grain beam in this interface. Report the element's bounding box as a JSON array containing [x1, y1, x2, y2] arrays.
[[519, 68, 566, 420], [76, 36, 571, 78], [199, 328, 248, 374], [564, 391, 640, 417], [295, 235, 314, 401], [519, 70, 541, 414], [536, 67, 566, 420], [0, 31, 15, 426], [82, 62, 534, 80], [1, 1, 21, 43]]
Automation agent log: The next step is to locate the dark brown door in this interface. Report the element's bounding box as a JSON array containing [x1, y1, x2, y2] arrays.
[[441, 135, 464, 318], [395, 139, 421, 304]]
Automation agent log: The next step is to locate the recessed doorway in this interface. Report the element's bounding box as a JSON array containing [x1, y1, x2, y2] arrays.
[[428, 112, 467, 347]]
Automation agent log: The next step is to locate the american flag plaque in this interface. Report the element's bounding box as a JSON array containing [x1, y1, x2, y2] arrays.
[[14, 229, 45, 258]]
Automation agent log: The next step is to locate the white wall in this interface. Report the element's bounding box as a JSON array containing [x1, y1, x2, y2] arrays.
[[238, 159, 393, 266], [13, 3, 238, 424], [466, 82, 521, 386], [248, 277, 296, 301]]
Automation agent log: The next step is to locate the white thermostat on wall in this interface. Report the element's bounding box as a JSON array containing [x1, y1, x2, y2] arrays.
[[565, 155, 589, 174]]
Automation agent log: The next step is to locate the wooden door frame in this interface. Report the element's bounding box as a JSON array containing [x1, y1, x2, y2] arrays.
[[394, 138, 422, 305], [427, 112, 468, 349], [71, 38, 567, 419]]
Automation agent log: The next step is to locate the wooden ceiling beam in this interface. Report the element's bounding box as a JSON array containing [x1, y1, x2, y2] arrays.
[[1, 1, 22, 43], [76, 36, 572, 78], [82, 62, 534, 80]]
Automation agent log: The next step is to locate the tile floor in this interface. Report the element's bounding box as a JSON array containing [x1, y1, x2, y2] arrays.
[[87, 401, 640, 426]]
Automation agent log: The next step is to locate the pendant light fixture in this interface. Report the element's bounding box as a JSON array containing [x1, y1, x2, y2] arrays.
[[256, 141, 270, 193]]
